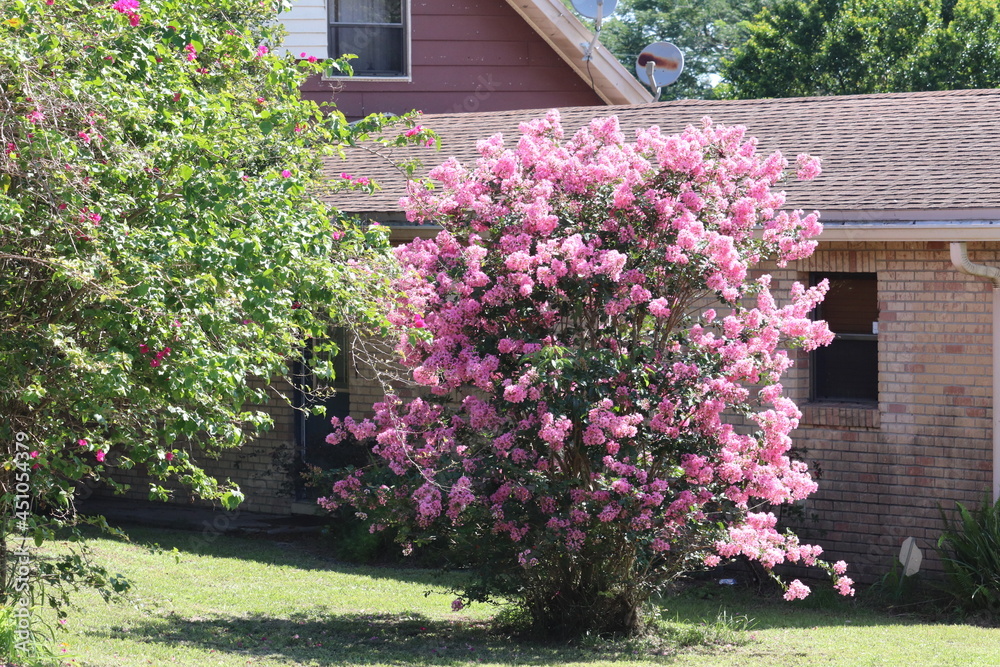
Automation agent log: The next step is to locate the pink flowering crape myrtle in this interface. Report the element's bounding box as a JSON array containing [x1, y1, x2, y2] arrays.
[[322, 111, 853, 637]]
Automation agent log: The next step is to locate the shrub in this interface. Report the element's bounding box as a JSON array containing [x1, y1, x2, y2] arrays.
[[937, 494, 1000, 614], [322, 112, 855, 637]]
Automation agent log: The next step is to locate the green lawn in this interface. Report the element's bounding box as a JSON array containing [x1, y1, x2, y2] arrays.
[[24, 526, 1000, 666]]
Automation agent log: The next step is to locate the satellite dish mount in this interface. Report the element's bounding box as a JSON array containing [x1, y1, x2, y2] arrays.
[[572, 0, 618, 62]]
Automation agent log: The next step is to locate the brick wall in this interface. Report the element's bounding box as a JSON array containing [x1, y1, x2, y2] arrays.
[[98, 377, 299, 515], [770, 240, 996, 582]]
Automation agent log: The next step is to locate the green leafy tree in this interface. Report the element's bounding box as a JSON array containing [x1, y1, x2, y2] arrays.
[[568, 0, 770, 100], [0, 0, 430, 642], [721, 0, 1000, 98]]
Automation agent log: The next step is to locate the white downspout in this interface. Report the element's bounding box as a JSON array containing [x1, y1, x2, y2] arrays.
[[950, 242, 1000, 502]]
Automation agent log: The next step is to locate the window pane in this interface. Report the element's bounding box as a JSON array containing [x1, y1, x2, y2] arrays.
[[814, 339, 878, 402], [332, 0, 401, 24], [817, 274, 878, 335], [331, 26, 404, 75]]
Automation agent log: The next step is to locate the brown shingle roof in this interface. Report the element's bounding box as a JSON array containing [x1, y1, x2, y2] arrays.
[[322, 89, 1000, 216]]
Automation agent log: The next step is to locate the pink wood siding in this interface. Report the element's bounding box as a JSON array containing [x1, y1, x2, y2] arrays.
[[300, 0, 605, 118]]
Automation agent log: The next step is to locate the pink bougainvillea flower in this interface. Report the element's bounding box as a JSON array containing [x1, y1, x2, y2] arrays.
[[150, 359, 160, 368], [139, 344, 149, 353], [77, 131, 91, 143], [165, 452, 175, 461], [256, 44, 269, 57], [78, 439, 88, 447], [29, 451, 39, 459], [412, 314, 426, 329], [111, 0, 139, 13], [95, 450, 106, 463], [451, 599, 464, 611], [184, 43, 197, 61], [291, 301, 302, 309], [281, 169, 291, 178]]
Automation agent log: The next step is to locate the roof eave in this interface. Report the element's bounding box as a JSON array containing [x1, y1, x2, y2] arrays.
[[504, 0, 653, 106], [818, 210, 1000, 242]]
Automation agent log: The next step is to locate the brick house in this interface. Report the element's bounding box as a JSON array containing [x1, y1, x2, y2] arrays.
[[318, 88, 1000, 581]]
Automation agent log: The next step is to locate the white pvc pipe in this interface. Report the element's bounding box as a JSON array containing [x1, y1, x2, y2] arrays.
[[949, 242, 1000, 502]]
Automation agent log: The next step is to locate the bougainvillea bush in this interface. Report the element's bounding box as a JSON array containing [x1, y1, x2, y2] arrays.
[[323, 111, 855, 637], [0, 0, 431, 638]]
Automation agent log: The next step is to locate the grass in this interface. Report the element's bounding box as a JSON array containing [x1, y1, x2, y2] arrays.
[[17, 525, 1000, 666]]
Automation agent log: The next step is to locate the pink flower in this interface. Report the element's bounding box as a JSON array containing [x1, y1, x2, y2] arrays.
[[796, 154, 822, 181], [139, 344, 149, 353], [78, 439, 88, 447], [412, 314, 425, 329], [783, 579, 810, 601], [78, 131, 91, 143], [111, 0, 139, 13], [834, 576, 855, 597], [256, 45, 269, 57], [281, 169, 292, 178], [308, 56, 318, 63], [150, 359, 160, 368], [451, 599, 464, 611], [95, 450, 106, 463], [165, 452, 174, 461], [833, 560, 847, 575], [29, 451, 39, 459], [184, 43, 197, 61]]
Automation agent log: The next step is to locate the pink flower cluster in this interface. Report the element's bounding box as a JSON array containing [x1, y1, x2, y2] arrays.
[[111, 0, 140, 26], [326, 111, 847, 600]]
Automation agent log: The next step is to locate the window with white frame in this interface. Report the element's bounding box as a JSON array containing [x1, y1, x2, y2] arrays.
[[811, 272, 879, 403], [329, 0, 407, 77]]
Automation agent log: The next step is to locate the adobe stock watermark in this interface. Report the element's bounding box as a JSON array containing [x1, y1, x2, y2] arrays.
[[10, 430, 35, 653], [449, 74, 497, 113]]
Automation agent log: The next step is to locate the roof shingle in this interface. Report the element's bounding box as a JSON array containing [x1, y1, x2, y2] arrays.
[[322, 89, 1000, 215]]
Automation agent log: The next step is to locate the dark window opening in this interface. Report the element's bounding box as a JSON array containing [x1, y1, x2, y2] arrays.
[[293, 330, 360, 500], [811, 273, 878, 403], [329, 0, 407, 77]]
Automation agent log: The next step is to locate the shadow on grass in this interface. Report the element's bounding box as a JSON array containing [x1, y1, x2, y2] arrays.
[[74, 524, 462, 591], [86, 610, 679, 665]]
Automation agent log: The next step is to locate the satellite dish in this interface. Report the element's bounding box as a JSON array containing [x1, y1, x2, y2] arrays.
[[898, 536, 923, 577], [636, 42, 684, 96], [571, 0, 618, 20]]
